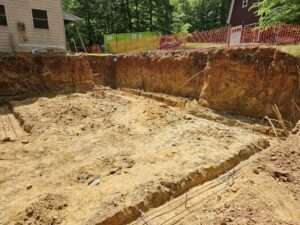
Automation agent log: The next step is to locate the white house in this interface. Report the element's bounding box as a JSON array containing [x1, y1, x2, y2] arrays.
[[0, 0, 69, 52]]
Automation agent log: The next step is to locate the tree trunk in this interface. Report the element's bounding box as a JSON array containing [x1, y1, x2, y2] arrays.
[[125, 0, 133, 32], [149, 0, 153, 31]]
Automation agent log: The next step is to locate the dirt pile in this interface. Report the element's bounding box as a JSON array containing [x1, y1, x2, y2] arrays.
[[0, 55, 94, 102], [13, 194, 68, 225], [87, 47, 300, 121]]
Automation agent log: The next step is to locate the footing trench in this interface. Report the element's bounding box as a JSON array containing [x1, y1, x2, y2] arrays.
[[0, 104, 25, 142], [87, 137, 269, 225]]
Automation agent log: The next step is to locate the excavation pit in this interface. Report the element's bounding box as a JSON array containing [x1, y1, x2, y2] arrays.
[[0, 47, 299, 225]]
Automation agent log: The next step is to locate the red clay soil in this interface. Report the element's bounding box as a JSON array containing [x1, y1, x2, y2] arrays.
[[115, 51, 207, 98], [87, 47, 300, 122], [86, 55, 116, 88], [1, 47, 299, 121], [0, 55, 94, 102]]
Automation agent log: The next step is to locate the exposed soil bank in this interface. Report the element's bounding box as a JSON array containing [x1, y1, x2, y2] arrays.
[[0, 55, 94, 102], [2, 48, 299, 121], [86, 55, 116, 88], [87, 48, 300, 121], [115, 51, 207, 99], [200, 48, 300, 122]]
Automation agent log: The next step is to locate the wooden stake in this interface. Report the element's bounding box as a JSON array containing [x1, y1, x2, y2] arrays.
[[292, 99, 300, 113], [137, 208, 151, 225], [272, 104, 289, 136], [264, 116, 278, 137]]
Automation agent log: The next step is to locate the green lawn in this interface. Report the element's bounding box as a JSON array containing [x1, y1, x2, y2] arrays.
[[277, 44, 300, 57], [73, 43, 300, 57], [182, 42, 226, 49], [183, 42, 300, 58]]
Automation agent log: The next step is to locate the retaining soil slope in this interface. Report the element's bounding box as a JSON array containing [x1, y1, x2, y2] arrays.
[[88, 47, 300, 121], [1, 47, 299, 121], [0, 55, 94, 102]]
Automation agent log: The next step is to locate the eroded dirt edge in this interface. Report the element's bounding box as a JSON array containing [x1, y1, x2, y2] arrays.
[[87, 138, 269, 225]]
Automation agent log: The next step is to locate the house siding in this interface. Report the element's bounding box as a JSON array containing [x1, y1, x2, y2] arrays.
[[0, 0, 66, 52], [230, 0, 259, 26]]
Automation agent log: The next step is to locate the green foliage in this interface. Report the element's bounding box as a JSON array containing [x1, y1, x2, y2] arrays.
[[63, 0, 230, 47], [254, 0, 300, 27]]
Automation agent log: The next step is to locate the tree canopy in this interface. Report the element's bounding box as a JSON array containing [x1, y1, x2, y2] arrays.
[[63, 0, 300, 46], [254, 0, 300, 27], [63, 0, 230, 45]]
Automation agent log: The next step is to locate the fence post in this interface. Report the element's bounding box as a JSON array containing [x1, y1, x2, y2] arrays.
[[226, 25, 231, 47], [256, 26, 261, 43], [275, 25, 279, 45]]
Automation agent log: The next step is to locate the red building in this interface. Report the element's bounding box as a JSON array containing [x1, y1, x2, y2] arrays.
[[227, 0, 259, 27], [227, 0, 259, 45]]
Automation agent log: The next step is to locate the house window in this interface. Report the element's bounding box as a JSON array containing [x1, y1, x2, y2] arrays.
[[242, 0, 249, 8], [32, 9, 49, 29], [0, 5, 8, 26]]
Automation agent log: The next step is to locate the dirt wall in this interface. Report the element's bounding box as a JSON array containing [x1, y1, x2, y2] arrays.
[[1, 48, 299, 121], [200, 48, 300, 121], [87, 48, 300, 121], [115, 51, 208, 98], [0, 55, 94, 102], [86, 55, 116, 88]]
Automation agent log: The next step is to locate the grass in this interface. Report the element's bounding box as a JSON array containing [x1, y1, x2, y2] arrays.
[[183, 42, 300, 57], [276, 44, 300, 57], [85, 53, 113, 56], [182, 42, 226, 49], [72, 42, 300, 57]]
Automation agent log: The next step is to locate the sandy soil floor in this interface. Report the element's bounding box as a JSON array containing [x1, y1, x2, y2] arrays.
[[0, 87, 270, 225], [130, 132, 300, 225]]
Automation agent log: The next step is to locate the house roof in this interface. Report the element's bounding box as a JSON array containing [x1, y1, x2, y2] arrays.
[[64, 12, 81, 23]]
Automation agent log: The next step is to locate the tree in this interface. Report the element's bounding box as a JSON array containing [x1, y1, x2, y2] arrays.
[[254, 0, 300, 27], [63, 0, 230, 45]]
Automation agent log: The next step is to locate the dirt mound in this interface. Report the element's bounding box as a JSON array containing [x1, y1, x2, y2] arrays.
[[8, 194, 68, 225]]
